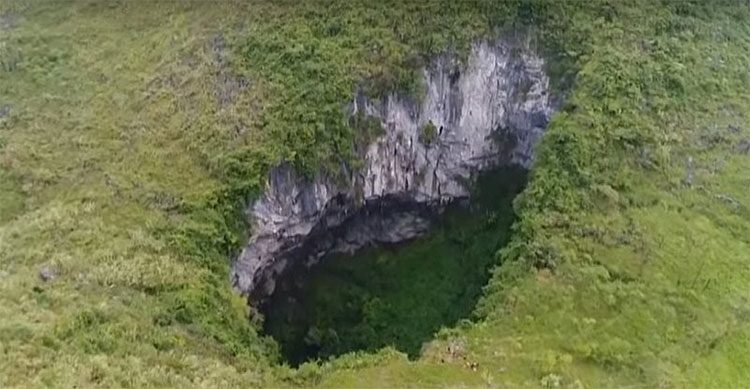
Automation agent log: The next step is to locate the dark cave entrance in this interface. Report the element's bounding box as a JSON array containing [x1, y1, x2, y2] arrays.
[[259, 166, 528, 366]]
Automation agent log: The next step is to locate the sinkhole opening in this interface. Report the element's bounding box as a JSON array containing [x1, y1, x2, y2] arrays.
[[259, 166, 528, 366]]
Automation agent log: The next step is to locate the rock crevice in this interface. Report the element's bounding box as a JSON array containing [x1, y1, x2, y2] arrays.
[[232, 39, 555, 300]]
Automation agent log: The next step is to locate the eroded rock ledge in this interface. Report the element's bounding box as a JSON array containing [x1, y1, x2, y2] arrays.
[[232, 39, 555, 301]]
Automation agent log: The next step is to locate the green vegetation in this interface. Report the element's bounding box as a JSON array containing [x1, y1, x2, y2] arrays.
[[350, 110, 386, 155], [264, 167, 526, 366], [231, 1, 510, 176], [1, 0, 750, 387], [419, 120, 439, 146]]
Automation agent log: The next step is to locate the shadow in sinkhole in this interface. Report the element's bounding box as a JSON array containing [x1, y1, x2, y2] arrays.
[[260, 166, 528, 366]]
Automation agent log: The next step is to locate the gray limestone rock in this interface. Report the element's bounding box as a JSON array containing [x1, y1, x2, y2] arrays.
[[736, 139, 750, 155], [39, 265, 59, 282], [232, 39, 555, 299]]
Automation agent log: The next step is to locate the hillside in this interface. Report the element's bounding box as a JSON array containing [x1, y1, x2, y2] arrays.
[[1, 0, 749, 387]]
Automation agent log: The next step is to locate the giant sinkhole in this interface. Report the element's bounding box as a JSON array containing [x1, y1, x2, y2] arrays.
[[259, 167, 527, 366], [231, 38, 553, 366]]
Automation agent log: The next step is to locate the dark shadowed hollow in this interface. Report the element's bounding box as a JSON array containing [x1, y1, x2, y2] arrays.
[[259, 166, 528, 366]]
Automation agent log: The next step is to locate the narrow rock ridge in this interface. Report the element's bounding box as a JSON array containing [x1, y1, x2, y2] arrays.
[[232, 38, 555, 300]]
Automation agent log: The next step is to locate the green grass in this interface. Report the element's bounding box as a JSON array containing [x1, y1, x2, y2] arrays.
[[1, 0, 750, 387], [0, 171, 24, 223], [0, 1, 276, 386]]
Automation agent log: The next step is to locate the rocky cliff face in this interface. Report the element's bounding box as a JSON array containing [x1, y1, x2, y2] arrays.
[[232, 39, 555, 300]]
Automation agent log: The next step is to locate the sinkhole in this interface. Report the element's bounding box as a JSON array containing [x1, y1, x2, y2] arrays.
[[258, 166, 528, 366]]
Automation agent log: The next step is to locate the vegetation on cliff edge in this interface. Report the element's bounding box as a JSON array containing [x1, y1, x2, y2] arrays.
[[1, 0, 749, 387]]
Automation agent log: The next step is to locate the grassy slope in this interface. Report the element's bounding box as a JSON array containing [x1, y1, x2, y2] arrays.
[[319, 1, 750, 387], [1, 0, 750, 387], [0, 1, 278, 386]]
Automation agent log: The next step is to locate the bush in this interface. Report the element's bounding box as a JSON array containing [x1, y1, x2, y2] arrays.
[[418, 120, 438, 146]]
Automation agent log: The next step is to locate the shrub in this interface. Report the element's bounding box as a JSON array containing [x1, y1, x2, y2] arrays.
[[419, 120, 438, 146]]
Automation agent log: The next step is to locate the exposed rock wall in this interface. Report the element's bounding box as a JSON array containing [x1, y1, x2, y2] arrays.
[[232, 39, 554, 300]]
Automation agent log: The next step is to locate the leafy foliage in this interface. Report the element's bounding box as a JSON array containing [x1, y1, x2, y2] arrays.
[[418, 120, 438, 146]]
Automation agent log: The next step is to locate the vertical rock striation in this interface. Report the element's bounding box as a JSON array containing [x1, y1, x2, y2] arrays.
[[232, 39, 555, 300]]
